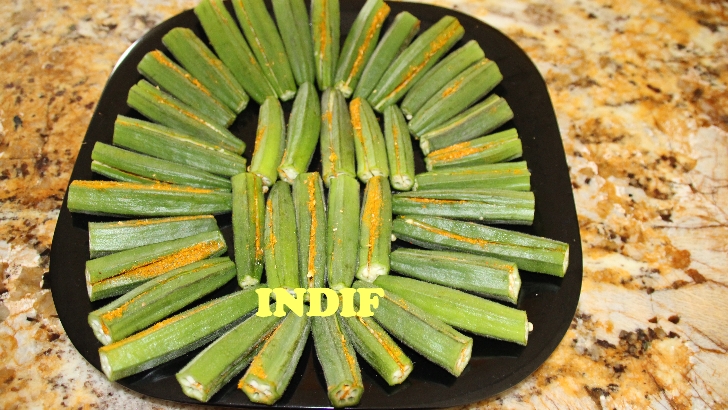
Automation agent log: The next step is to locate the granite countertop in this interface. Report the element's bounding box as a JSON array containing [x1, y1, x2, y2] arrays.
[[1, 0, 727, 408]]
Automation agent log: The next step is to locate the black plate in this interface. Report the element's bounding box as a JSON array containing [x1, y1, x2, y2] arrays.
[[49, 1, 582, 408]]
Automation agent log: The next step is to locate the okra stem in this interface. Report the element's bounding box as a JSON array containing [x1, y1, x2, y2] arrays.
[[327, 175, 360, 290], [278, 83, 321, 183], [320, 88, 356, 186], [356, 176, 392, 282], [350, 97, 390, 182], [249, 97, 286, 187], [383, 105, 416, 191], [232, 173, 265, 288]]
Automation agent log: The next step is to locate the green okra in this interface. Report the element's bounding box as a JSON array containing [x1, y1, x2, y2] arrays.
[[88, 257, 235, 345], [392, 188, 535, 225], [312, 315, 364, 408], [392, 215, 570, 276], [137, 50, 236, 126], [374, 275, 530, 345], [424, 128, 522, 171], [91, 161, 157, 185], [409, 59, 503, 137], [67, 181, 232, 217], [320, 88, 356, 186], [249, 97, 286, 187], [383, 105, 416, 191], [91, 142, 231, 191], [88, 215, 218, 259], [292, 173, 327, 290], [334, 0, 390, 97], [99, 287, 261, 381], [194, 0, 276, 105], [356, 176, 392, 282], [353, 280, 472, 376], [368, 16, 464, 112], [232, 0, 297, 100], [400, 40, 485, 120], [419, 94, 514, 155], [264, 182, 301, 293], [350, 97, 390, 182], [239, 308, 311, 405], [162, 27, 249, 114], [232, 173, 265, 288], [413, 161, 531, 191], [272, 0, 316, 86], [340, 314, 413, 386], [278, 83, 321, 183], [353, 11, 420, 100], [311, 0, 340, 90], [390, 248, 521, 304], [176, 307, 283, 402], [327, 175, 360, 290], [127, 80, 245, 154]]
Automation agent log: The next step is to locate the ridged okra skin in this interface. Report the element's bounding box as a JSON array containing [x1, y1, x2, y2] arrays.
[[350, 98, 390, 182], [424, 128, 522, 171], [264, 182, 301, 292], [249, 97, 286, 187], [232, 173, 266, 288], [413, 161, 532, 192], [272, 0, 316, 86], [293, 173, 327, 290], [383, 105, 416, 191], [312, 315, 364, 407], [356, 176, 392, 282], [90, 161, 158, 185], [278, 83, 321, 183], [311, 0, 340, 90], [326, 175, 360, 290], [320, 88, 356, 187]]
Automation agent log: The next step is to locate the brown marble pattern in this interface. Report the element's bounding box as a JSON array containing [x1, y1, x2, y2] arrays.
[[1, 0, 726, 408]]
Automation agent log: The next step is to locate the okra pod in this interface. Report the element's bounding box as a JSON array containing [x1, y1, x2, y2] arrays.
[[400, 40, 485, 119], [91, 161, 157, 185], [374, 275, 530, 345], [334, 0, 390, 97], [312, 315, 364, 407], [278, 83, 321, 183], [137, 50, 236, 126], [353, 280, 472, 376], [327, 175, 360, 290], [99, 287, 261, 381], [353, 11, 420, 100], [413, 161, 531, 191], [392, 215, 570, 276], [272, 0, 316, 86], [311, 0, 340, 90], [162, 27, 249, 114], [113, 116, 247, 178], [383, 105, 415, 191], [239, 308, 311, 405], [195, 0, 276, 104], [67, 181, 232, 217], [368, 16, 464, 112], [425, 128, 522, 171], [390, 248, 521, 304], [292, 173, 327, 290], [356, 176, 392, 282], [320, 88, 356, 186], [264, 182, 301, 293], [127, 80, 245, 154], [249, 97, 286, 187], [88, 258, 235, 345], [350, 97, 389, 182], [232, 173, 265, 288], [419, 94, 514, 155], [232, 0, 297, 100]]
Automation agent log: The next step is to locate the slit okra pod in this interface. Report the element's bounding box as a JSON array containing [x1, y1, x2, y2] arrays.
[[249, 97, 286, 187], [67, 181, 233, 217], [232, 0, 297, 100], [238, 308, 311, 405], [137, 50, 236, 127], [353, 280, 472, 376], [320, 88, 356, 186], [98, 287, 261, 381], [271, 0, 316, 86], [356, 176, 392, 282], [278, 83, 321, 183], [312, 314, 364, 407], [383, 105, 415, 191], [368, 16, 464, 112], [353, 12, 420, 100], [113, 116, 247, 178], [334, 0, 390, 97], [264, 181, 301, 293], [390, 248, 521, 304], [127, 80, 245, 155], [232, 173, 265, 288], [350, 98, 389, 182], [91, 161, 158, 185], [161, 27, 249, 114], [311, 0, 340, 90], [88, 257, 235, 345], [292, 173, 327, 290], [425, 128, 522, 171], [392, 215, 570, 276], [195, 0, 276, 105], [327, 175, 360, 290], [413, 161, 531, 191]]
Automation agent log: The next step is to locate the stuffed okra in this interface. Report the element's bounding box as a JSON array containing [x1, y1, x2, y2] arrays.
[[383, 105, 416, 191], [249, 97, 286, 188], [278, 83, 321, 183], [413, 161, 531, 191], [356, 176, 392, 282], [312, 314, 364, 407], [320, 88, 356, 186], [327, 175, 360, 290], [424, 128, 522, 171], [232, 173, 266, 287], [293, 173, 327, 290], [264, 182, 301, 293]]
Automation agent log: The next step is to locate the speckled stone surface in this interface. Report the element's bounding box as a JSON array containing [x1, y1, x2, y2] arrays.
[[1, 0, 726, 408]]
